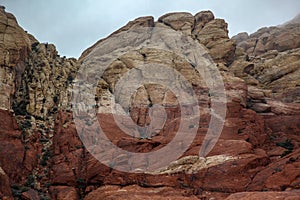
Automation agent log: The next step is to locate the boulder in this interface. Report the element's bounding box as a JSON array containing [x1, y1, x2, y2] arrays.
[[49, 186, 79, 200], [158, 12, 194, 34]]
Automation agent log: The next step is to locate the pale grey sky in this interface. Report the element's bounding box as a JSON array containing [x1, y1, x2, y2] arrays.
[[1, 0, 300, 58]]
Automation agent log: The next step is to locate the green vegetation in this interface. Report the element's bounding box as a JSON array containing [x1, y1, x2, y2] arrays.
[[11, 185, 29, 197], [25, 174, 35, 187], [31, 42, 39, 51], [67, 74, 74, 83], [75, 145, 84, 149], [21, 120, 32, 130], [276, 139, 294, 157], [40, 149, 52, 166], [85, 120, 94, 126], [12, 100, 28, 116], [109, 161, 115, 169], [76, 178, 86, 189], [238, 128, 243, 134], [53, 95, 59, 104], [138, 128, 147, 139], [276, 139, 294, 150], [44, 182, 52, 188], [40, 195, 51, 200]]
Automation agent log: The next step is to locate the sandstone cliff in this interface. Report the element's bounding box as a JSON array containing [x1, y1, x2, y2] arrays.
[[0, 5, 299, 200]]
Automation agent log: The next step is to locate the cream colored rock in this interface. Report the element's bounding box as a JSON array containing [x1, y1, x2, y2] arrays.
[[14, 43, 79, 118], [158, 12, 194, 35], [234, 14, 300, 56], [82, 46, 207, 117], [193, 10, 215, 35], [195, 19, 236, 65], [152, 155, 236, 175], [0, 7, 31, 110]]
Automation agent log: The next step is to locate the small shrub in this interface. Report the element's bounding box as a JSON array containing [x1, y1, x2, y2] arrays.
[[31, 42, 39, 51], [13, 100, 28, 116], [85, 120, 94, 126], [25, 174, 35, 187], [138, 128, 147, 139], [44, 182, 52, 188], [189, 124, 195, 129], [75, 145, 85, 149], [39, 138, 49, 143], [40, 195, 50, 200], [281, 150, 293, 157], [238, 128, 243, 134], [276, 139, 294, 157], [109, 161, 115, 169], [40, 150, 52, 166], [40, 159, 47, 166], [11, 185, 29, 197], [21, 120, 32, 129], [67, 75, 74, 83], [53, 95, 59, 104], [76, 178, 86, 189], [276, 139, 294, 151]]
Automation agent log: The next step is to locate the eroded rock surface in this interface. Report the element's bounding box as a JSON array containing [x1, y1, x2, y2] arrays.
[[0, 6, 31, 110], [0, 6, 299, 200]]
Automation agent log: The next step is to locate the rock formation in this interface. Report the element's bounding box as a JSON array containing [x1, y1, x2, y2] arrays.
[[0, 5, 299, 200]]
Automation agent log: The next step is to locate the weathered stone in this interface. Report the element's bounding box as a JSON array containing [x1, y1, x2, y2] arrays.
[[0, 7, 31, 110], [14, 43, 79, 118], [158, 12, 194, 34], [80, 16, 154, 60], [0, 7, 300, 200], [247, 149, 300, 191], [0, 109, 32, 183], [193, 10, 215, 35], [0, 167, 12, 199], [21, 189, 40, 200], [195, 18, 236, 65], [234, 14, 300, 56], [84, 185, 198, 200], [232, 32, 249, 44], [251, 103, 271, 113], [49, 186, 79, 200], [226, 190, 300, 200]]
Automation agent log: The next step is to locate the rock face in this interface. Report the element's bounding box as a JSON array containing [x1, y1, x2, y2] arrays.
[[84, 185, 199, 200], [0, 6, 299, 200], [0, 6, 79, 199], [232, 14, 300, 56], [158, 12, 194, 34], [0, 6, 31, 110], [230, 48, 300, 104], [14, 43, 78, 118], [225, 190, 300, 200], [158, 11, 236, 65], [231, 15, 300, 105], [0, 167, 13, 199]]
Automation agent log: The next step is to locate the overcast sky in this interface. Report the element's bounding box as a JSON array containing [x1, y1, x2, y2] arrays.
[[1, 0, 300, 58]]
